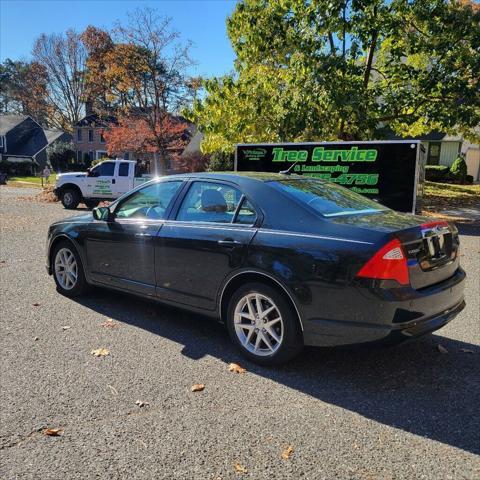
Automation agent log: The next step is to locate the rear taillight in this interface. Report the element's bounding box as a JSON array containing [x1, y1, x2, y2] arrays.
[[356, 238, 410, 285], [420, 220, 449, 229]]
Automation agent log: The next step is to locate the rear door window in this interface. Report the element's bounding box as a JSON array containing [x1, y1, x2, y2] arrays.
[[118, 162, 130, 177], [176, 181, 243, 224]]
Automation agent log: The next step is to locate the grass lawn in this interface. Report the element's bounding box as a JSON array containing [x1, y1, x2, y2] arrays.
[[8, 175, 56, 186], [422, 181, 480, 221]]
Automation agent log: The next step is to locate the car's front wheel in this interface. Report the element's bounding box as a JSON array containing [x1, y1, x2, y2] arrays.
[[227, 282, 303, 365], [52, 242, 89, 296]]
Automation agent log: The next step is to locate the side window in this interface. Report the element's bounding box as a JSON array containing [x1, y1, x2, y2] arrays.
[[176, 181, 242, 223], [91, 162, 115, 177], [119, 162, 130, 177], [116, 181, 182, 220], [234, 198, 257, 225]]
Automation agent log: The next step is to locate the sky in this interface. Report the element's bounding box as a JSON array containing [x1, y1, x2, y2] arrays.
[[0, 0, 237, 78]]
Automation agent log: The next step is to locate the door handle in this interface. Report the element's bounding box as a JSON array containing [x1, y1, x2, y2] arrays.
[[218, 238, 242, 248], [135, 233, 152, 238]]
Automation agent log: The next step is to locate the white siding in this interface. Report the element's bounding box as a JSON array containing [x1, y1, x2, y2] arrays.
[[439, 142, 461, 166]]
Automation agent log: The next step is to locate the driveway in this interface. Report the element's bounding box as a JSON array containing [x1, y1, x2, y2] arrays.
[[1, 186, 479, 479]]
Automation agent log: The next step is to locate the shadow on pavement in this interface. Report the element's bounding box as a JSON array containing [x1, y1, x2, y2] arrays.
[[74, 288, 480, 456], [456, 221, 480, 237]]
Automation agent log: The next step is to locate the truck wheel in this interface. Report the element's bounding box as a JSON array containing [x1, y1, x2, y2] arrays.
[[84, 200, 99, 210], [61, 189, 80, 209]]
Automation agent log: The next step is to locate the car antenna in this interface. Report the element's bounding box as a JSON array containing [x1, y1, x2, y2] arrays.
[[279, 161, 300, 175]]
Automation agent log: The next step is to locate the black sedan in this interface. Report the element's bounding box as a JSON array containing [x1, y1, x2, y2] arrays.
[[46, 172, 466, 365]]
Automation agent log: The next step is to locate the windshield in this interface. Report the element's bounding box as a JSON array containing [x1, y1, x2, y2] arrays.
[[268, 178, 388, 217]]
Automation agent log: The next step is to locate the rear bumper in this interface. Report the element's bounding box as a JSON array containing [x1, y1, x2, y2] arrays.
[[385, 299, 465, 342], [303, 268, 466, 347]]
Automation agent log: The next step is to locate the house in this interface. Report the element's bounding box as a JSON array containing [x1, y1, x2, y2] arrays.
[[73, 111, 203, 172], [0, 114, 71, 174], [389, 131, 480, 181]]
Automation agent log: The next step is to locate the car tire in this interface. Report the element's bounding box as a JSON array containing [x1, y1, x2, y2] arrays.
[[84, 199, 99, 210], [52, 241, 89, 297], [226, 282, 303, 366], [61, 188, 80, 209]]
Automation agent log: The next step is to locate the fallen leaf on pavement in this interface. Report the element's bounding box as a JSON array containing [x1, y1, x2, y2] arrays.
[[281, 445, 294, 460], [234, 463, 247, 474], [91, 348, 110, 357], [108, 385, 118, 395], [460, 348, 474, 354], [191, 384, 205, 392], [34, 337, 39, 341], [43, 428, 62, 436], [101, 319, 117, 328], [437, 344, 448, 354], [135, 400, 149, 408], [33, 303, 40, 307], [62, 326, 71, 330], [228, 363, 246, 374]]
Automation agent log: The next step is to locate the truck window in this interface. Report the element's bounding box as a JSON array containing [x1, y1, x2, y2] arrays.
[[119, 163, 130, 177], [91, 162, 115, 177]]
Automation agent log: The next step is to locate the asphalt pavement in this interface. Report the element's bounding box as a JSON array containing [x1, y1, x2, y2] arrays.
[[0, 186, 479, 479]]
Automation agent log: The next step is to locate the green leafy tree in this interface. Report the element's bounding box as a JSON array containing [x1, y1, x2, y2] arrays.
[[449, 155, 468, 183], [207, 150, 234, 171], [188, 0, 480, 153], [46, 140, 76, 171]]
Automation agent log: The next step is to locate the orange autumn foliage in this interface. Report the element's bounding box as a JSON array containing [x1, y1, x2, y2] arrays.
[[104, 115, 188, 157]]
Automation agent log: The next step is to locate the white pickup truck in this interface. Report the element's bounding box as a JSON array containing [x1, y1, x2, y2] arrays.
[[54, 160, 152, 209]]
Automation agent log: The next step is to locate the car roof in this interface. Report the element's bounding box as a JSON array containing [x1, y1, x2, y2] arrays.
[[166, 171, 303, 184]]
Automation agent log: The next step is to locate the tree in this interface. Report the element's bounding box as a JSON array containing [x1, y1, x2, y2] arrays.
[[101, 8, 195, 173], [0, 59, 50, 123], [33, 30, 88, 130], [188, 0, 480, 153], [103, 115, 188, 169], [47, 140, 76, 171], [177, 151, 209, 172]]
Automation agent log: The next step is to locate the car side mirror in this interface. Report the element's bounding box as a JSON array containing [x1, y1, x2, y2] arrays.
[[92, 206, 111, 221]]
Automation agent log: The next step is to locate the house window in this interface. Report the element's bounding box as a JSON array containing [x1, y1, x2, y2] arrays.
[[427, 142, 441, 165], [77, 150, 82, 162], [100, 132, 106, 144], [89, 150, 94, 161], [124, 152, 129, 160], [88, 129, 94, 142], [77, 129, 82, 142]]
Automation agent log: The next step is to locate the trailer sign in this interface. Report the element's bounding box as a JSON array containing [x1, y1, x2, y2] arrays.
[[235, 141, 426, 213]]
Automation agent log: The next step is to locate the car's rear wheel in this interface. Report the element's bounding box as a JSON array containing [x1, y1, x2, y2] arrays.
[[61, 188, 80, 209], [52, 242, 88, 296], [226, 282, 303, 365]]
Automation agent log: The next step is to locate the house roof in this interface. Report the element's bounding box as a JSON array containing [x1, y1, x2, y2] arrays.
[[0, 114, 70, 158], [0, 114, 30, 136], [76, 113, 117, 128]]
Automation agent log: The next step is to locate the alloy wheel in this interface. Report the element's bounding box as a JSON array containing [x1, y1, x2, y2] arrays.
[[54, 247, 78, 290], [234, 293, 284, 356]]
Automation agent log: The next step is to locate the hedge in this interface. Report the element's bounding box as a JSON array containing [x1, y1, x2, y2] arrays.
[[425, 165, 449, 182]]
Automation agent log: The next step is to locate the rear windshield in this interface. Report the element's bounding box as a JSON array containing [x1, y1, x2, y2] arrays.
[[268, 178, 388, 217]]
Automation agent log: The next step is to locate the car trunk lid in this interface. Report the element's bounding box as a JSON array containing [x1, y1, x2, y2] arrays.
[[332, 212, 460, 289]]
